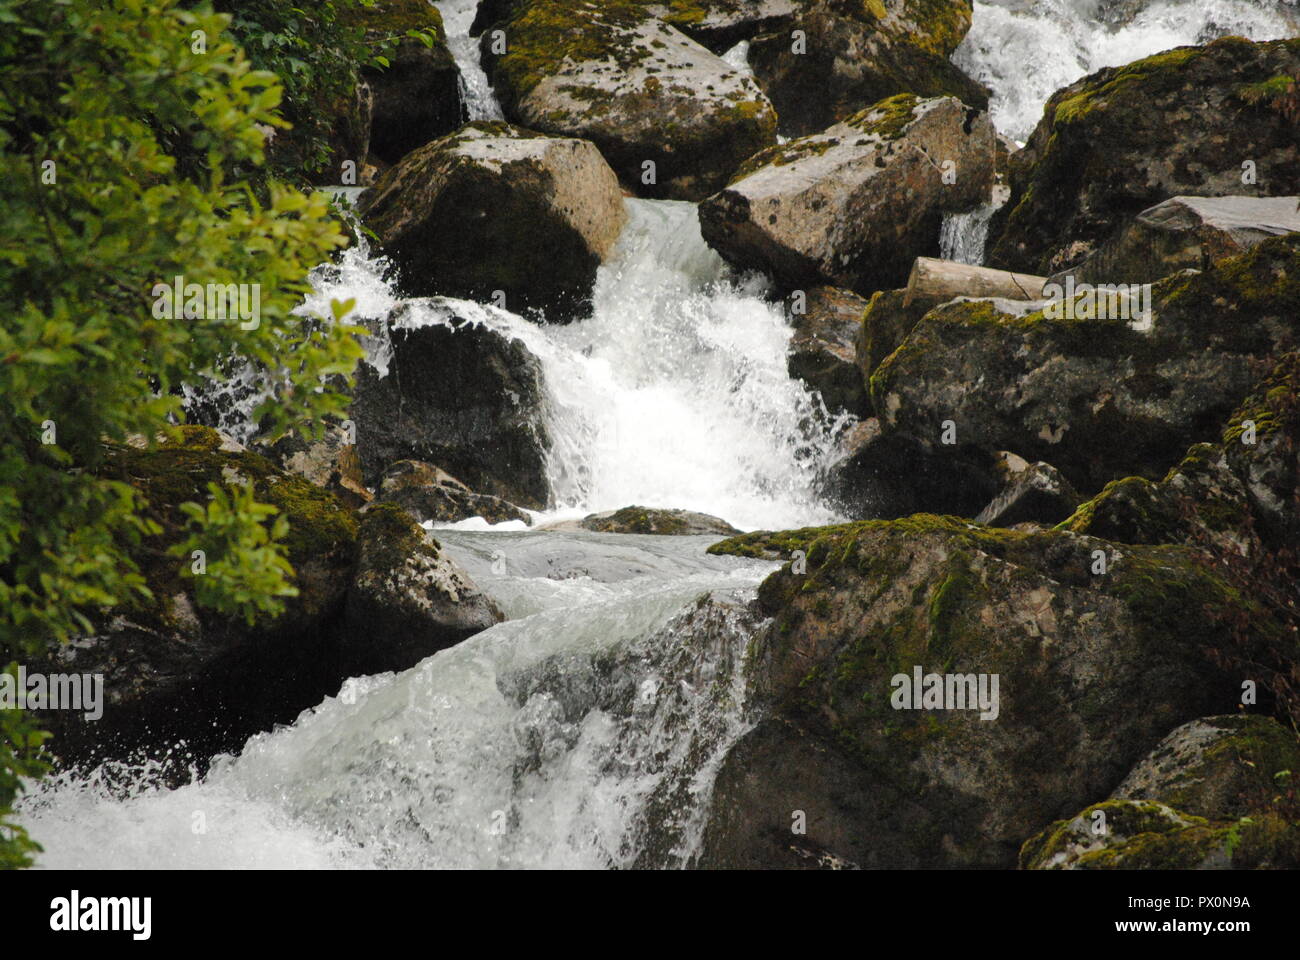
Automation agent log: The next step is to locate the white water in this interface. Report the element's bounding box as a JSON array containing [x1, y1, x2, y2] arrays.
[[956, 0, 1299, 142], [435, 0, 505, 121], [24, 0, 1298, 871]]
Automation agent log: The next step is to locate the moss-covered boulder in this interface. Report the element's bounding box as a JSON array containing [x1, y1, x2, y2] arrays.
[[375, 459, 531, 526], [787, 287, 870, 417], [32, 426, 360, 766], [988, 37, 1300, 276], [541, 505, 740, 535], [698, 515, 1284, 867], [352, 0, 466, 165], [854, 287, 933, 381], [699, 94, 995, 296], [1021, 715, 1300, 869], [480, 0, 778, 200], [351, 300, 553, 510], [343, 503, 504, 674], [255, 419, 372, 511], [358, 121, 626, 319], [870, 236, 1300, 496], [1061, 350, 1300, 560], [747, 0, 988, 137]]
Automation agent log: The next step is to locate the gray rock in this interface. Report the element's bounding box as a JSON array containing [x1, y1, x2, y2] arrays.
[[352, 300, 553, 509], [539, 506, 740, 536], [375, 459, 531, 526], [787, 287, 869, 416], [359, 122, 626, 319], [699, 95, 996, 296], [1048, 195, 1300, 287], [482, 1, 778, 200], [975, 453, 1081, 527]]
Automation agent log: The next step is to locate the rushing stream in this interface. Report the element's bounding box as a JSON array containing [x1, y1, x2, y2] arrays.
[[17, 0, 1300, 869]]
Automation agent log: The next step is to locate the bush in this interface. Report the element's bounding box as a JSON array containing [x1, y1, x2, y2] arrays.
[[0, 0, 366, 865]]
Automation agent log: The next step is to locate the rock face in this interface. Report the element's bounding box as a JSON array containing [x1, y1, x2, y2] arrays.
[[988, 37, 1300, 276], [343, 504, 504, 674], [1021, 715, 1300, 869], [359, 122, 626, 318], [869, 236, 1300, 495], [699, 95, 996, 296], [854, 288, 932, 381], [649, 0, 804, 51], [481, 0, 778, 200], [787, 287, 869, 416], [700, 516, 1275, 868], [747, 0, 988, 137], [375, 459, 531, 526], [1048, 195, 1300, 287], [352, 300, 553, 510], [541, 506, 741, 535], [357, 0, 466, 165], [32, 427, 499, 768], [974, 453, 1080, 528]]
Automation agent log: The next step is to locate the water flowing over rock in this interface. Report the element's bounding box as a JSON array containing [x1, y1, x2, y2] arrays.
[[352, 299, 553, 510], [988, 37, 1300, 276], [358, 121, 626, 318], [699, 95, 996, 296], [480, 0, 778, 200], [747, 0, 989, 137]]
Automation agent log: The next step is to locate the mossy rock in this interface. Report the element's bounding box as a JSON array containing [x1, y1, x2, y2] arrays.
[[988, 37, 1300, 275], [699, 513, 1284, 867]]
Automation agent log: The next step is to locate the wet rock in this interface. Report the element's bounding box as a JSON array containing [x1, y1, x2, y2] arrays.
[[359, 121, 626, 319], [787, 287, 869, 416], [343, 503, 504, 674], [988, 37, 1300, 276], [375, 459, 531, 526], [747, 0, 988, 137], [699, 95, 996, 296], [541, 506, 741, 536], [481, 0, 778, 200], [351, 300, 553, 510], [854, 288, 932, 382], [255, 420, 372, 510]]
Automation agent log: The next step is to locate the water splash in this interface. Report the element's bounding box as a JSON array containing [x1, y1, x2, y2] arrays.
[[435, 0, 506, 122]]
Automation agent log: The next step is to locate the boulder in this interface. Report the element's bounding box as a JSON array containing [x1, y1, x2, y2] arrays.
[[699, 94, 996, 296], [375, 459, 532, 526], [32, 427, 359, 767], [343, 503, 504, 674], [854, 288, 931, 381], [868, 236, 1300, 495], [974, 452, 1081, 528], [988, 37, 1300, 276], [649, 0, 804, 52], [358, 121, 626, 318], [355, 0, 466, 165], [787, 287, 869, 416], [480, 0, 778, 200], [540, 506, 740, 535], [351, 300, 553, 510], [254, 420, 371, 510], [700, 515, 1280, 867], [747, 0, 988, 137], [1020, 715, 1300, 869]]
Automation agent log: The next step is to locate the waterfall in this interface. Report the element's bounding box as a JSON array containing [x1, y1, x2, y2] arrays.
[[955, 0, 1298, 142], [435, 0, 505, 122]]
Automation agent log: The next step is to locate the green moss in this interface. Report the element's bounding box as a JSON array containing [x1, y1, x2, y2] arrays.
[[349, 0, 447, 43], [1053, 46, 1203, 126], [844, 93, 923, 140]]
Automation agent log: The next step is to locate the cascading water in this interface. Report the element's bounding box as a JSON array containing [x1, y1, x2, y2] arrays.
[[955, 0, 1299, 143], [19, 0, 1300, 870], [435, 0, 506, 121]]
